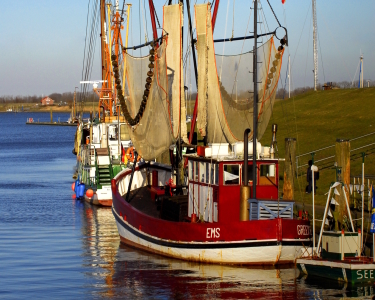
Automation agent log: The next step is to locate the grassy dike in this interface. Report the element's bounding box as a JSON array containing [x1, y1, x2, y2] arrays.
[[0, 102, 99, 113], [261, 88, 375, 207]]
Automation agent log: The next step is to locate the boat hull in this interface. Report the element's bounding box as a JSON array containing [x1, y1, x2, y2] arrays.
[[297, 258, 375, 284], [84, 189, 112, 207], [113, 207, 308, 265]]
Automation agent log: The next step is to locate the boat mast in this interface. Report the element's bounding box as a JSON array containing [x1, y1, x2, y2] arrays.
[[100, 0, 107, 85], [312, 0, 318, 91], [252, 0, 258, 199]]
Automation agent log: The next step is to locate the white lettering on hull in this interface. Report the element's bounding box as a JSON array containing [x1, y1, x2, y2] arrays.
[[357, 269, 375, 280], [206, 228, 220, 239], [297, 225, 310, 236]]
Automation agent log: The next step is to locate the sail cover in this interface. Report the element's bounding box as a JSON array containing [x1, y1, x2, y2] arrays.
[[195, 3, 284, 144], [123, 4, 188, 160]]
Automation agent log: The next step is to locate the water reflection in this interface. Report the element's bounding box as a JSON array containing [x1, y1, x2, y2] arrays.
[[78, 203, 375, 299], [79, 203, 119, 298]]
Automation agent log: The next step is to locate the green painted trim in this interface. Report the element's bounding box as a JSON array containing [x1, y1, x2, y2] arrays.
[[321, 249, 341, 260], [298, 262, 375, 284], [323, 232, 341, 237]]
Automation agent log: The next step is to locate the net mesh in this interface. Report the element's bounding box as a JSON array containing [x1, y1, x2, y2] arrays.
[[121, 4, 187, 161], [125, 42, 174, 161], [195, 3, 284, 144]]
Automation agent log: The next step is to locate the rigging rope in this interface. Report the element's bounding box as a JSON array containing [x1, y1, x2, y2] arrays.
[[141, 0, 149, 43], [80, 0, 100, 111], [265, 0, 281, 27], [317, 27, 326, 85], [231, 0, 235, 39]]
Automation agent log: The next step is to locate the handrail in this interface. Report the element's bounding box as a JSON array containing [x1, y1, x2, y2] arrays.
[[296, 131, 375, 159]]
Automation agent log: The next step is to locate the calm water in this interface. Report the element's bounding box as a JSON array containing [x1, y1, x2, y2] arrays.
[[0, 112, 374, 299]]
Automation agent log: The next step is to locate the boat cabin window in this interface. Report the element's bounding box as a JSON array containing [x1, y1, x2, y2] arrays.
[[199, 162, 205, 183], [259, 164, 276, 185], [188, 160, 193, 180], [199, 162, 212, 183], [223, 164, 240, 185], [188, 161, 219, 185], [209, 163, 219, 185], [108, 125, 118, 140], [205, 163, 210, 184], [214, 164, 219, 185], [194, 161, 199, 181], [120, 124, 130, 141], [244, 166, 254, 184]]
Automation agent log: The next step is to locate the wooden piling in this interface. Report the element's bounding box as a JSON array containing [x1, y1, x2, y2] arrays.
[[335, 139, 350, 230], [50, 109, 53, 123], [283, 138, 296, 200]]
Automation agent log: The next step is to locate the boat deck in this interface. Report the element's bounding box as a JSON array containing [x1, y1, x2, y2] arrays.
[[123, 186, 189, 222], [125, 187, 161, 219], [300, 256, 375, 265]]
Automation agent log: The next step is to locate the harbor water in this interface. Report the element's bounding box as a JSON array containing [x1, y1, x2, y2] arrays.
[[1, 112, 374, 299]]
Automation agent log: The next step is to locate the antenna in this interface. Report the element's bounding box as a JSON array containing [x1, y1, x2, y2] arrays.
[[312, 0, 318, 91]]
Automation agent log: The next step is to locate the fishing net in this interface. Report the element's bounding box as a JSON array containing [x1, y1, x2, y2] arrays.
[[195, 3, 284, 144], [124, 42, 173, 161], [121, 4, 188, 160]]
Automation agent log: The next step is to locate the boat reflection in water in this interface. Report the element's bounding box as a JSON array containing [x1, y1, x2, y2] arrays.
[[80, 204, 120, 298], [79, 204, 375, 298]]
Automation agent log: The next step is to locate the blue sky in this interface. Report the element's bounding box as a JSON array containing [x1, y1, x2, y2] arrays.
[[0, 0, 374, 96]]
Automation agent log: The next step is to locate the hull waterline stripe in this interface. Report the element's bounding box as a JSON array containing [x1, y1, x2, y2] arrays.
[[112, 207, 308, 249]]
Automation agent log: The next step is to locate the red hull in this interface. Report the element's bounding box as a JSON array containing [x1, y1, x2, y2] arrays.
[[113, 190, 310, 243]]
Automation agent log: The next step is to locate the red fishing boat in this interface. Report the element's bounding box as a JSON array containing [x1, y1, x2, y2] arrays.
[[111, 0, 311, 264]]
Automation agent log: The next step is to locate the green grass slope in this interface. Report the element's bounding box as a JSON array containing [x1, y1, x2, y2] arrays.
[[262, 88, 375, 207]]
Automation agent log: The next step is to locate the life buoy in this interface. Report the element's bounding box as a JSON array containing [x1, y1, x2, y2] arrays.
[[126, 146, 141, 163]]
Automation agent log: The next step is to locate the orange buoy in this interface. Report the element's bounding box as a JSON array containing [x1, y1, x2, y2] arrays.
[[86, 189, 94, 198], [71, 182, 75, 191]]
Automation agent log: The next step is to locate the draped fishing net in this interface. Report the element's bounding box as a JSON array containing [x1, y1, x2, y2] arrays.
[[121, 4, 188, 161], [124, 42, 173, 161], [163, 4, 189, 143], [195, 3, 284, 144]]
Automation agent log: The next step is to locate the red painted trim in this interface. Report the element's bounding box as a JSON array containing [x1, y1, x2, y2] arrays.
[[211, 0, 220, 32], [148, 0, 158, 41], [112, 186, 310, 243]]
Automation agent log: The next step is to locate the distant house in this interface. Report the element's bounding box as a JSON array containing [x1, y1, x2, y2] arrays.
[[41, 96, 54, 106], [323, 82, 340, 90]]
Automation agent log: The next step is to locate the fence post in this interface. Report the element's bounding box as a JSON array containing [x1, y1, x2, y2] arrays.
[[283, 138, 296, 200]]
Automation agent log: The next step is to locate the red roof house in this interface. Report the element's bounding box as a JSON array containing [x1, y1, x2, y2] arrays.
[[40, 97, 54, 106]]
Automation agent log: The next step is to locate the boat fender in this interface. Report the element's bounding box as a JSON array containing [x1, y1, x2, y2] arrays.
[[86, 189, 94, 198], [74, 179, 80, 193]]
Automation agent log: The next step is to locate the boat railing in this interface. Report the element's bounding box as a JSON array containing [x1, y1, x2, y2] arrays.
[[87, 176, 96, 187], [80, 144, 96, 167]]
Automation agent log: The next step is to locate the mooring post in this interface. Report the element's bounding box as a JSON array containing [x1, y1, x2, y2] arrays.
[[283, 138, 296, 201], [50, 109, 53, 123], [335, 139, 350, 231]]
